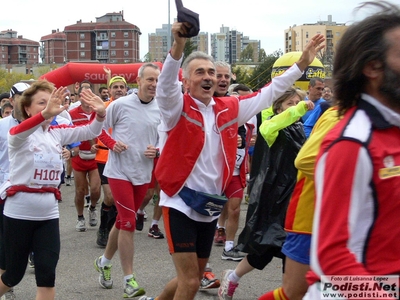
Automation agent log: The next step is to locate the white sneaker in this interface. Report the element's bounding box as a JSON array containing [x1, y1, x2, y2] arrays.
[[88, 207, 98, 227], [94, 256, 113, 289], [76, 219, 87, 232], [218, 269, 238, 300]]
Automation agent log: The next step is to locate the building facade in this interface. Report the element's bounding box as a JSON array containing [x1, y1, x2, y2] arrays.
[[0, 30, 40, 65], [40, 12, 141, 64], [284, 15, 348, 72], [40, 29, 67, 64], [210, 25, 260, 64], [148, 22, 208, 62]]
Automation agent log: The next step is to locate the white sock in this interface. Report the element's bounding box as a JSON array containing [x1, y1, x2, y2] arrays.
[[228, 270, 241, 284], [100, 255, 112, 267], [205, 262, 211, 271], [225, 241, 234, 252], [151, 219, 159, 227]]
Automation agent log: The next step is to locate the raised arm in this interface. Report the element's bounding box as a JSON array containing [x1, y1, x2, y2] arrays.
[[170, 22, 189, 60], [296, 34, 325, 72]]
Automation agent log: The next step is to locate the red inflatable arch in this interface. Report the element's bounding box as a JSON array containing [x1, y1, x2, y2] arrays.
[[39, 62, 182, 87]]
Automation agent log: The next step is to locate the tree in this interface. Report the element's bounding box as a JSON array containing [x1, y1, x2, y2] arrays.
[[240, 44, 254, 62], [0, 69, 34, 94], [258, 49, 267, 62], [232, 66, 251, 86], [182, 38, 197, 63], [246, 49, 282, 91], [143, 52, 153, 62], [317, 48, 333, 78]]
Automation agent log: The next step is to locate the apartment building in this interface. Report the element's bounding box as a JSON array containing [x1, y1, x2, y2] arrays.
[[284, 15, 348, 60], [0, 29, 40, 65], [148, 22, 208, 62], [40, 12, 141, 64]]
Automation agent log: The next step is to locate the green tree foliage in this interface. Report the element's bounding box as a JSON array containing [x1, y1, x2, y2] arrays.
[[240, 44, 254, 62], [143, 52, 152, 62], [246, 49, 282, 91], [36, 66, 54, 77], [0, 69, 34, 94], [182, 38, 197, 63], [232, 65, 251, 86]]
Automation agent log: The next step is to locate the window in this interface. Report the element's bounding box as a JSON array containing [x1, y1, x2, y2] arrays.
[[124, 51, 129, 57], [111, 32, 116, 38], [80, 51, 85, 57], [80, 33, 85, 39], [111, 41, 116, 47], [124, 41, 129, 47], [33, 48, 36, 52], [306, 32, 309, 38], [111, 50, 116, 56], [1, 46, 4, 51], [80, 42, 85, 48], [34, 55, 36, 59], [124, 32, 129, 37], [2, 54, 4, 59]]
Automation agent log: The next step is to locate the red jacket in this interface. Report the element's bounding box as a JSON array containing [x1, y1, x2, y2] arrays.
[[155, 94, 239, 197]]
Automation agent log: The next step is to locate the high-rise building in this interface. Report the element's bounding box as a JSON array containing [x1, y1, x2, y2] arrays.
[[148, 24, 171, 62], [210, 25, 260, 64], [40, 12, 141, 64], [0, 29, 40, 65], [148, 22, 208, 62]]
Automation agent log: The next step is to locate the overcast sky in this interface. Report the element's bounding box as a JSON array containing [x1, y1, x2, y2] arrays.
[[1, 0, 395, 60]]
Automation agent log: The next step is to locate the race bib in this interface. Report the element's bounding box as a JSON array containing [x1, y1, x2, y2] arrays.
[[235, 148, 246, 169], [31, 153, 63, 185]]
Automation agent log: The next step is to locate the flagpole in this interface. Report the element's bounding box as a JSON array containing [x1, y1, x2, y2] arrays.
[[167, 0, 171, 52]]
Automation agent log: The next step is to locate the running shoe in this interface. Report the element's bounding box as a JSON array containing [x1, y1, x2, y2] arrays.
[[200, 269, 220, 289], [148, 225, 164, 239], [94, 256, 113, 289], [214, 228, 226, 245], [76, 219, 87, 232], [88, 207, 98, 227], [124, 276, 145, 298], [218, 269, 238, 300]]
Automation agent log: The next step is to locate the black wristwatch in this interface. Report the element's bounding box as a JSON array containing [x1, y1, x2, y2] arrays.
[[155, 149, 160, 158]]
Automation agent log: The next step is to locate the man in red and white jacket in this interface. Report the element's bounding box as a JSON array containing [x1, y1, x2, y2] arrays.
[[153, 21, 324, 300]]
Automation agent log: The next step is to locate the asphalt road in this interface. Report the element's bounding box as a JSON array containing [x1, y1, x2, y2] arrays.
[[15, 180, 283, 300]]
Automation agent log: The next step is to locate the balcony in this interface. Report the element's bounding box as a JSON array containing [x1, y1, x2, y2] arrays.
[[97, 35, 108, 41]]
